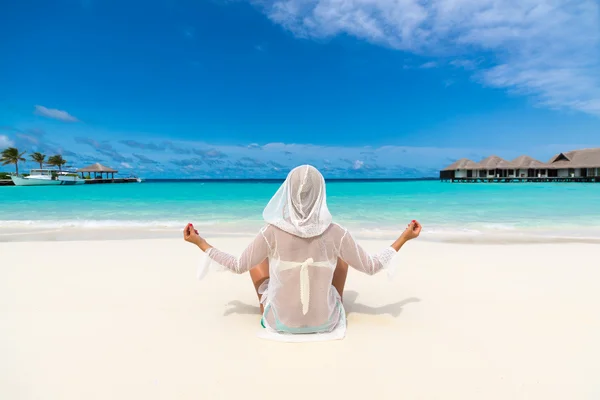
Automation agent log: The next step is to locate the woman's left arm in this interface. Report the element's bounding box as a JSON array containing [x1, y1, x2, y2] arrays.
[[186, 226, 271, 274]]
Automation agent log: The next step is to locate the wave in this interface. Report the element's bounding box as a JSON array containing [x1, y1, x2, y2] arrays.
[[0, 219, 219, 229], [349, 224, 600, 244], [1, 219, 600, 244]]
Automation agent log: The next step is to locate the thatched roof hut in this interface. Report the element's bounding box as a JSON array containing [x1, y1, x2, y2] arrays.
[[509, 155, 548, 169], [76, 163, 118, 180], [442, 158, 482, 171], [547, 148, 600, 169], [478, 155, 510, 169], [76, 163, 118, 173]]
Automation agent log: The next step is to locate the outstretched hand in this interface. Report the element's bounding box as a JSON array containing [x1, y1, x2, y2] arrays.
[[183, 223, 203, 246], [402, 220, 422, 241]]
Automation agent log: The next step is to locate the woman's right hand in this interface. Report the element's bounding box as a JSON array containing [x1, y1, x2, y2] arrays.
[[401, 220, 422, 241]]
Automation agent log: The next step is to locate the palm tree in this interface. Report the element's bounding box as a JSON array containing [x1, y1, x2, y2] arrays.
[[30, 152, 46, 169], [1, 147, 26, 176], [47, 154, 67, 171]]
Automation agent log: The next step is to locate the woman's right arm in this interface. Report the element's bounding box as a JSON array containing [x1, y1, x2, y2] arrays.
[[336, 221, 420, 275], [185, 225, 271, 274]]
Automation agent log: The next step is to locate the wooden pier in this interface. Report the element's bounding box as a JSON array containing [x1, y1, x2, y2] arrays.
[[442, 177, 600, 183], [82, 178, 139, 184]]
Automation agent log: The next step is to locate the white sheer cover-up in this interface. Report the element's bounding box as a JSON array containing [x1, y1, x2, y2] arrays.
[[197, 165, 399, 340]]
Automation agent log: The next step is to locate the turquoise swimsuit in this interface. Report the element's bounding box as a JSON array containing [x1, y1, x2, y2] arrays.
[[259, 301, 343, 333]]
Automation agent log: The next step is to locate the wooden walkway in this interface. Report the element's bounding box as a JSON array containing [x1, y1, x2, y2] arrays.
[[83, 178, 139, 184], [443, 177, 600, 183]]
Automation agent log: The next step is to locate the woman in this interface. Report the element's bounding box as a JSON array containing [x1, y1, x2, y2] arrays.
[[184, 165, 421, 340]]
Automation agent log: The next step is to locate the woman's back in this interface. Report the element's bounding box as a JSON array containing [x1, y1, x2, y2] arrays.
[[262, 223, 341, 333], [207, 222, 397, 333]]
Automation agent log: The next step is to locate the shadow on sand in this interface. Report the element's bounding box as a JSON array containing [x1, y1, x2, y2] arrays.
[[223, 300, 262, 316], [223, 290, 420, 318], [343, 290, 421, 318]]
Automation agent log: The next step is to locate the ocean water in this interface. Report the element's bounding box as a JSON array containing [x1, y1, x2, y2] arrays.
[[1, 180, 600, 242]]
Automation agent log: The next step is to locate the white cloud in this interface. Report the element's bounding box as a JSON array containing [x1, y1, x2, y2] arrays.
[[34, 105, 79, 122], [16, 133, 40, 145], [69, 134, 591, 178], [210, 140, 495, 170], [352, 160, 364, 170], [258, 0, 600, 115], [450, 59, 477, 70], [108, 137, 499, 176], [420, 61, 437, 69], [0, 135, 14, 148]]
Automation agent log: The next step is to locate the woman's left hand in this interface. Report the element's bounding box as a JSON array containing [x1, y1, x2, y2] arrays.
[[183, 223, 203, 246]]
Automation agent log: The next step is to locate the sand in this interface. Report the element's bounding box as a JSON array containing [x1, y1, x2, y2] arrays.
[[2, 236, 600, 399]]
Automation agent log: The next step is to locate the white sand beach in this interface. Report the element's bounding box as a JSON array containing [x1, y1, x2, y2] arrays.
[[2, 237, 600, 399]]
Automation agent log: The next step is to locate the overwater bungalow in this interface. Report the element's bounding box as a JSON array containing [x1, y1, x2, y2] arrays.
[[442, 158, 479, 179], [440, 147, 600, 183], [77, 163, 118, 180], [509, 155, 549, 178], [478, 155, 511, 178]]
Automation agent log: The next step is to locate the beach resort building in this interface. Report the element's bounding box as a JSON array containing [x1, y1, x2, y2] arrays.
[[440, 147, 600, 182]]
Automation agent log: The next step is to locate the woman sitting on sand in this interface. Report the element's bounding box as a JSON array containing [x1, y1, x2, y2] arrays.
[[184, 165, 421, 339]]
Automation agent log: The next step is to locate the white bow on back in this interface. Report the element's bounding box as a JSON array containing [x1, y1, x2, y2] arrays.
[[278, 257, 331, 315]]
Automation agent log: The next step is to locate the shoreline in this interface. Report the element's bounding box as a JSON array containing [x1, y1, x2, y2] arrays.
[[2, 225, 600, 244]]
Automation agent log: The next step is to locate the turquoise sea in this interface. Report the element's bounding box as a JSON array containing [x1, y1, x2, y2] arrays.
[[1, 180, 600, 242]]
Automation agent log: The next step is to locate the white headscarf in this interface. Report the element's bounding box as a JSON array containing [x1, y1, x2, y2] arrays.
[[263, 165, 332, 238]]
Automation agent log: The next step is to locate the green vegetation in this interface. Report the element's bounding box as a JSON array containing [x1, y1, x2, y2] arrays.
[[1, 147, 26, 176], [1, 146, 72, 176], [30, 152, 46, 169], [47, 154, 67, 171], [1, 146, 102, 178]]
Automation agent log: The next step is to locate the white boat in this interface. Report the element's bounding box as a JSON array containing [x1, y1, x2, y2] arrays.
[[57, 170, 86, 185], [127, 174, 143, 183], [10, 169, 85, 186]]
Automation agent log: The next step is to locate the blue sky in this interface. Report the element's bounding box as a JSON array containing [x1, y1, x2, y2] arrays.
[[1, 0, 599, 178]]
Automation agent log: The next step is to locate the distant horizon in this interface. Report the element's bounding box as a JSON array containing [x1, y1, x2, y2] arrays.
[[0, 167, 440, 182], [143, 177, 440, 182], [3, 144, 600, 179]]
